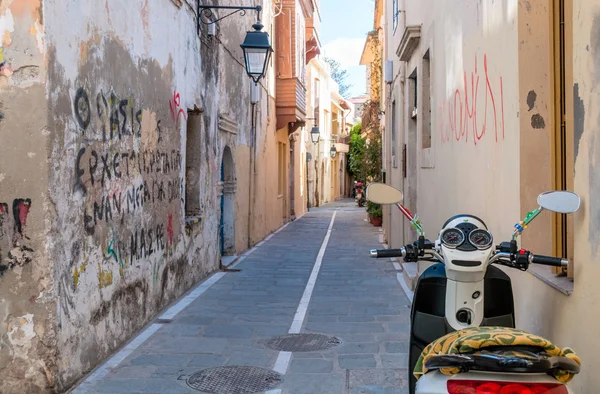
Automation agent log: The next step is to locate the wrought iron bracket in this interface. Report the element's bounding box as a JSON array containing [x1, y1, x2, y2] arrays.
[[197, 4, 262, 35]]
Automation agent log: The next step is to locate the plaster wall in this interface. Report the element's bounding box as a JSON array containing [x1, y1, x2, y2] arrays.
[[504, 1, 600, 391], [0, 1, 54, 392], [42, 0, 274, 391], [384, 0, 520, 247], [383, 0, 600, 391]]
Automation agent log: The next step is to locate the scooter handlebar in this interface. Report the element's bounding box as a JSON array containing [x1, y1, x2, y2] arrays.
[[530, 253, 568, 267], [370, 248, 406, 258]]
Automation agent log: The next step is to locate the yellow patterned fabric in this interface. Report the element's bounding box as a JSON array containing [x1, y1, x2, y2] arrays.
[[414, 326, 580, 383]]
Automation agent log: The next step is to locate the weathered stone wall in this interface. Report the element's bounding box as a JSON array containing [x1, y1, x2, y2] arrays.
[[42, 0, 270, 391], [0, 0, 282, 391], [0, 1, 55, 393]]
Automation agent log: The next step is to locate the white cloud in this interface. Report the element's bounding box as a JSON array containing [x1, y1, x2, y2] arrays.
[[322, 37, 366, 68]]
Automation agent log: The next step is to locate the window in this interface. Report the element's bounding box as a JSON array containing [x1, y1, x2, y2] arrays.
[[409, 68, 418, 120], [392, 100, 397, 167], [185, 111, 202, 217], [278, 142, 286, 197], [393, 0, 399, 31], [296, 11, 306, 84], [313, 79, 320, 124], [422, 50, 432, 149]]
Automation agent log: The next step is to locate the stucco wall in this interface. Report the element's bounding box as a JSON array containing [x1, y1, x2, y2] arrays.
[[385, 0, 521, 245], [0, 1, 54, 392], [384, 0, 600, 390], [41, 0, 273, 391], [505, 0, 600, 391], [412, 0, 520, 241]]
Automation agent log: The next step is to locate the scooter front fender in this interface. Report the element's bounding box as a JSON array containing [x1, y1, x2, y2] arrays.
[[415, 370, 573, 394]]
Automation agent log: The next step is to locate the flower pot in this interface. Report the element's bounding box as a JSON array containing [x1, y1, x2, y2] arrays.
[[371, 216, 382, 227]]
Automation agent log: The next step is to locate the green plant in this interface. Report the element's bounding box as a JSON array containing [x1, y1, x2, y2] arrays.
[[366, 200, 382, 218], [347, 122, 366, 181]]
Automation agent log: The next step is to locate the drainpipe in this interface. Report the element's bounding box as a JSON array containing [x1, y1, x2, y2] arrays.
[[247, 101, 257, 248]]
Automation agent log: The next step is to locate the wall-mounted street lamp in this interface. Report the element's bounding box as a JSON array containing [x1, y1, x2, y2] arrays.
[[330, 145, 337, 159], [310, 126, 321, 144], [198, 4, 274, 83]]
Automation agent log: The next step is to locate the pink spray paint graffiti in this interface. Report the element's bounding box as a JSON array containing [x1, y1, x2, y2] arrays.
[[438, 54, 505, 146]]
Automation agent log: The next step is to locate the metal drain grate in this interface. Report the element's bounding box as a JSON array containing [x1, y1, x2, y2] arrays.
[[186, 366, 283, 393], [264, 333, 342, 352]]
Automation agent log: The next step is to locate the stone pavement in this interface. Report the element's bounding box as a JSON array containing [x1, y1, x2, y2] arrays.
[[71, 199, 411, 394]]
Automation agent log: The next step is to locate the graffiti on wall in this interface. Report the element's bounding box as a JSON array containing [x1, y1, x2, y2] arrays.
[[169, 90, 187, 128], [438, 54, 505, 145], [70, 86, 184, 289], [0, 199, 33, 275]]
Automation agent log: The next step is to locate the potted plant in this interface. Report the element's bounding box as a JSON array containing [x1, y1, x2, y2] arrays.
[[366, 201, 383, 227]]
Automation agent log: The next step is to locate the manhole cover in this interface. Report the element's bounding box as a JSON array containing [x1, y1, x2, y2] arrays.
[[264, 333, 342, 352], [186, 366, 283, 393]]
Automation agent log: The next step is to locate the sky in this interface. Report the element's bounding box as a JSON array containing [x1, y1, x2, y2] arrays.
[[319, 0, 374, 98]]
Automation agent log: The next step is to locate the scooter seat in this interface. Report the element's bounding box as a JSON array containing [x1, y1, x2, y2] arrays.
[[413, 326, 580, 384]]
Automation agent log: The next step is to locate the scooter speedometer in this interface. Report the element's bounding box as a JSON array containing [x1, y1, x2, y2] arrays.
[[469, 229, 493, 250], [441, 228, 465, 248]]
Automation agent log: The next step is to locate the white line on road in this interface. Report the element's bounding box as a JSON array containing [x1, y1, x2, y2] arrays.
[[397, 273, 414, 303], [289, 211, 337, 334], [267, 210, 338, 394]]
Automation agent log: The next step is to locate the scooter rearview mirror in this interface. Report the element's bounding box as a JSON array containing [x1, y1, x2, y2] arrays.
[[366, 183, 404, 205], [537, 191, 581, 214], [513, 190, 581, 241]]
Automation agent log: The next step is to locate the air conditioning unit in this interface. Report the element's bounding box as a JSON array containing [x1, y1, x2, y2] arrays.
[[385, 60, 393, 84]]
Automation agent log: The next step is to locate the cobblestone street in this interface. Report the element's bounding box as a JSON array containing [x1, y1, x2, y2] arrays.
[[71, 200, 411, 394]]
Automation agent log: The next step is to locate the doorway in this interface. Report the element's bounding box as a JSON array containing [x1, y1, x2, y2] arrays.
[[220, 146, 236, 256]]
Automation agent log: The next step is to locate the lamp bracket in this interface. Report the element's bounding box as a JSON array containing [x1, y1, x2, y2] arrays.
[[198, 5, 262, 34]]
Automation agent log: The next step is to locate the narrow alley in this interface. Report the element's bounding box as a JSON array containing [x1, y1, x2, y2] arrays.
[[69, 200, 411, 394]]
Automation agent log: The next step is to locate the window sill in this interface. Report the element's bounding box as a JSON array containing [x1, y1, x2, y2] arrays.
[[528, 264, 573, 296]]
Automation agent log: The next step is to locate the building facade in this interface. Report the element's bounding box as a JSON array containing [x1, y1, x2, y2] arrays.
[[305, 56, 350, 208], [0, 0, 313, 392], [381, 0, 600, 391]]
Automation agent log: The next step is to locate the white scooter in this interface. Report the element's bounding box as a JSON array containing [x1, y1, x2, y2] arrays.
[[367, 183, 581, 394]]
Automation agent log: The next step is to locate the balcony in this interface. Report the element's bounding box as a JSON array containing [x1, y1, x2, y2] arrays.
[[276, 77, 307, 130], [274, 0, 317, 132]]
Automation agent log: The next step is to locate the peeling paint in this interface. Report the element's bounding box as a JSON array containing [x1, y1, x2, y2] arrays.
[[0, 8, 14, 47], [531, 114, 545, 129], [7, 314, 37, 359], [527, 90, 536, 111], [29, 19, 43, 54]]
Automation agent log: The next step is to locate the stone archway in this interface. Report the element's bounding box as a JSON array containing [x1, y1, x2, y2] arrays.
[[220, 146, 236, 256]]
